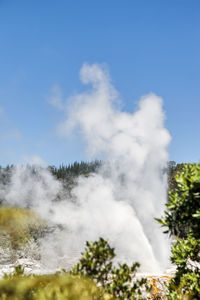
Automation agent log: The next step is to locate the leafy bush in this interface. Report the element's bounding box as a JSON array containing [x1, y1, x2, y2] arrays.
[[157, 163, 200, 238], [156, 163, 200, 299], [0, 267, 105, 300], [168, 272, 200, 300], [0, 207, 44, 250], [166, 234, 200, 299], [71, 237, 150, 299]]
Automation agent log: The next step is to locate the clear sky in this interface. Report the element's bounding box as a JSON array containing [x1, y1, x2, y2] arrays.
[[0, 0, 199, 166]]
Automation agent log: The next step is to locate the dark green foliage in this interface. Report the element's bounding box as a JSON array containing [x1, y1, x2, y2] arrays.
[[164, 233, 200, 299], [156, 163, 200, 299], [168, 272, 200, 300], [0, 161, 102, 205], [157, 163, 200, 238], [171, 235, 200, 269], [48, 160, 102, 199], [71, 237, 150, 299], [49, 160, 102, 180], [167, 235, 200, 299], [0, 161, 101, 187], [0, 165, 13, 184], [167, 161, 184, 194], [0, 165, 14, 204], [72, 238, 115, 287]]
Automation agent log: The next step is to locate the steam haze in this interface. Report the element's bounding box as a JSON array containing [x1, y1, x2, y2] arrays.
[[1, 63, 171, 273]]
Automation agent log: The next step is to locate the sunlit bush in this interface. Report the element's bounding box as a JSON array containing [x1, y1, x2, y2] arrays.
[[0, 207, 43, 250], [0, 266, 107, 300], [157, 163, 200, 299]]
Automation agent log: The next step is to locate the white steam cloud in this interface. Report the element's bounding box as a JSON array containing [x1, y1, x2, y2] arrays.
[[1, 63, 171, 273]]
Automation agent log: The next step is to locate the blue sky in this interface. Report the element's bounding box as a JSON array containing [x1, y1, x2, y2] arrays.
[[0, 0, 199, 166]]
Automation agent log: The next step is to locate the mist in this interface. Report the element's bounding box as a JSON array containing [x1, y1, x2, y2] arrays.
[[1, 63, 171, 273]]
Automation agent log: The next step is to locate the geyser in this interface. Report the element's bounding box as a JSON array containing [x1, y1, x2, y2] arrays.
[[1, 63, 171, 273]]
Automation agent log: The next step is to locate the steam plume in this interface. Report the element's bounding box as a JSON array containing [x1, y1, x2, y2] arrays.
[[2, 63, 171, 273], [58, 63, 171, 271]]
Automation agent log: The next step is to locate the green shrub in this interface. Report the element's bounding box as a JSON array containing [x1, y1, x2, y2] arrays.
[[0, 267, 106, 300], [0, 207, 44, 250], [71, 237, 150, 299], [166, 234, 200, 299], [156, 163, 200, 238], [156, 163, 200, 299]]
